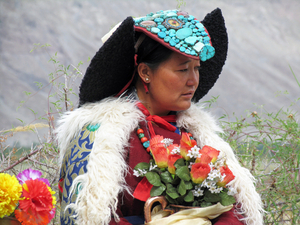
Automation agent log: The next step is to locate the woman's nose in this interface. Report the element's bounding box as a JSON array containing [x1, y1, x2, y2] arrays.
[[186, 70, 199, 86]]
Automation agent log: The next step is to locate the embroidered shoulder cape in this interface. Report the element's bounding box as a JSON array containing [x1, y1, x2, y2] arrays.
[[56, 98, 264, 225]]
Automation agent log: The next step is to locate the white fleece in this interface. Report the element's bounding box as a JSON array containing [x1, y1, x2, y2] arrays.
[[56, 98, 144, 225], [177, 103, 264, 225], [56, 99, 264, 225]]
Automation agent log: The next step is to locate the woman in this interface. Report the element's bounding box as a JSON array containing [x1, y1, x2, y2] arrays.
[[56, 8, 264, 225]]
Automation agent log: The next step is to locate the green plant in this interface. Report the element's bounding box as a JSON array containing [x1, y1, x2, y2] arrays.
[[0, 43, 85, 224], [216, 99, 300, 224]]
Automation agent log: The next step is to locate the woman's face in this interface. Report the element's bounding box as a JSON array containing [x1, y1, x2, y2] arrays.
[[138, 52, 200, 116]]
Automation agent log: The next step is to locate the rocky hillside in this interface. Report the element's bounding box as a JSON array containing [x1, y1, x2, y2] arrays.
[[0, 0, 300, 146]]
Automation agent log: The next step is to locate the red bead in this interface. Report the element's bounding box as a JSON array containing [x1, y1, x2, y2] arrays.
[[137, 128, 144, 134], [141, 137, 148, 143], [187, 133, 192, 137]]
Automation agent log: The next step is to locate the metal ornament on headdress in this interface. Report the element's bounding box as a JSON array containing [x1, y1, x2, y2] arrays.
[[134, 10, 215, 61]]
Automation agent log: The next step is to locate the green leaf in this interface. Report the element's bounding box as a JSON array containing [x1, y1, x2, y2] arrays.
[[146, 172, 162, 186], [174, 158, 185, 168], [203, 191, 221, 203], [201, 201, 212, 207], [160, 171, 173, 184], [184, 181, 193, 190], [166, 184, 179, 199], [134, 162, 149, 171], [178, 179, 187, 196], [150, 184, 166, 197], [175, 166, 190, 181], [219, 192, 236, 206], [183, 190, 194, 202]]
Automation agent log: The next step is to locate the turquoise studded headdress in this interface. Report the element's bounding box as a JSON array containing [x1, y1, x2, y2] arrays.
[[134, 10, 215, 62], [79, 8, 228, 106]]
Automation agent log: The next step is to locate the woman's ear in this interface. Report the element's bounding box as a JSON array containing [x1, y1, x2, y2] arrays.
[[137, 63, 151, 83]]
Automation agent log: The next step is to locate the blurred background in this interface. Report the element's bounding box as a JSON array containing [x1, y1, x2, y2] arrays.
[[1, 0, 300, 146]]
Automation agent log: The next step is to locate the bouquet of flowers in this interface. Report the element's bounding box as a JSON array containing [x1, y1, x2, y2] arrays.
[[0, 168, 56, 225], [133, 132, 237, 207]]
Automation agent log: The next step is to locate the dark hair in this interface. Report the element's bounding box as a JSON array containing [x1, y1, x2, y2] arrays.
[[135, 32, 173, 71]]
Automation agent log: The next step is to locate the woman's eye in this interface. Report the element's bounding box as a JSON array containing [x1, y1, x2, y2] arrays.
[[179, 69, 188, 72]]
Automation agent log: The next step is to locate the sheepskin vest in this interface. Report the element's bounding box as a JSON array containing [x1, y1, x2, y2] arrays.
[[56, 98, 264, 225]]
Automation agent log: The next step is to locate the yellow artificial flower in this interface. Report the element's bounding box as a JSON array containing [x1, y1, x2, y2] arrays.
[[0, 173, 22, 218]]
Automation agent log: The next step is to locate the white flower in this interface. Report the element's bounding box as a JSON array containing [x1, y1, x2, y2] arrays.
[[187, 145, 201, 159], [171, 146, 181, 154], [209, 186, 223, 193], [207, 169, 222, 181], [201, 180, 216, 189], [149, 162, 158, 171], [227, 186, 237, 196], [192, 188, 204, 197], [133, 169, 147, 177], [161, 138, 174, 147]]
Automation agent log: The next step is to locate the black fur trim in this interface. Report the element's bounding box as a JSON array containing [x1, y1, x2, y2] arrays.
[[193, 8, 228, 102], [79, 17, 135, 106]]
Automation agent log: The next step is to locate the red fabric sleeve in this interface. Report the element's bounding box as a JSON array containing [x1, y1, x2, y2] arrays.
[[211, 207, 245, 225]]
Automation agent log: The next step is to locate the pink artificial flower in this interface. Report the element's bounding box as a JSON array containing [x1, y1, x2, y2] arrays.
[[17, 168, 50, 186]]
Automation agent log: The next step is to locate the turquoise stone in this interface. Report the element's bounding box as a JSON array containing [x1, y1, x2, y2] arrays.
[[143, 141, 150, 148], [145, 16, 154, 21], [200, 45, 215, 61], [164, 36, 171, 42], [175, 39, 180, 43], [176, 27, 192, 40], [185, 49, 191, 54], [147, 12, 154, 16], [193, 28, 198, 33], [157, 25, 164, 29], [188, 15, 195, 21], [190, 25, 195, 29], [151, 27, 160, 34], [179, 46, 186, 52], [138, 133, 145, 138], [184, 36, 198, 45], [175, 43, 181, 49], [165, 31, 169, 35], [203, 36, 210, 41], [87, 123, 101, 131], [161, 28, 167, 32], [191, 20, 196, 24], [152, 13, 161, 18], [195, 20, 200, 23], [166, 12, 177, 18], [183, 44, 187, 47], [193, 41, 204, 52], [169, 39, 176, 46], [178, 15, 184, 20], [201, 31, 208, 36], [154, 18, 164, 23], [191, 50, 196, 55], [169, 32, 176, 37], [158, 32, 166, 38], [195, 23, 204, 29], [169, 29, 176, 33]]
